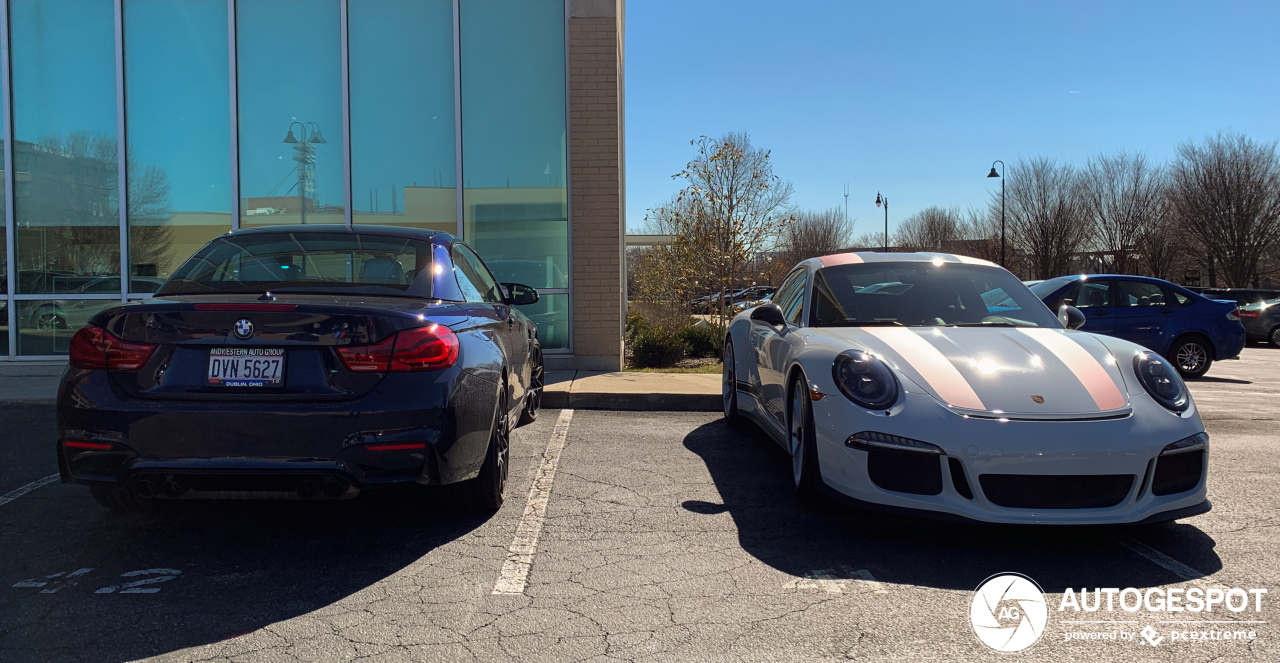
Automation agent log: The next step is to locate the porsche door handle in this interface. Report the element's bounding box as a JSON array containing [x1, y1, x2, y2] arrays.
[[507, 318, 515, 329]]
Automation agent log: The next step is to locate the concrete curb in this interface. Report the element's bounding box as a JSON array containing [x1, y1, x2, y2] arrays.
[[543, 391, 720, 411]]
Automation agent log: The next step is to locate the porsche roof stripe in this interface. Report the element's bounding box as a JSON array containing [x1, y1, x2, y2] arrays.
[[862, 327, 986, 411], [1015, 328, 1126, 411], [818, 253, 865, 267]]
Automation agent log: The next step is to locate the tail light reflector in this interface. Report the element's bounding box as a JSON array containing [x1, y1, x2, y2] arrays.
[[1227, 309, 1240, 321], [68, 325, 156, 371], [1238, 310, 1258, 318], [64, 440, 113, 450], [337, 324, 458, 372]]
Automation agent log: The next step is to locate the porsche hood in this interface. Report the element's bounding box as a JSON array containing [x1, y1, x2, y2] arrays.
[[814, 326, 1131, 419]]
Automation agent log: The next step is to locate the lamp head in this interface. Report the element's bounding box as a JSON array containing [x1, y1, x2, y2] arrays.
[[987, 166, 1000, 178], [874, 192, 882, 207], [282, 130, 299, 144], [310, 130, 326, 144]]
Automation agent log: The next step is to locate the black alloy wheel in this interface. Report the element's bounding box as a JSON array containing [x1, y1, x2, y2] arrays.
[[464, 380, 511, 513], [519, 342, 543, 426]]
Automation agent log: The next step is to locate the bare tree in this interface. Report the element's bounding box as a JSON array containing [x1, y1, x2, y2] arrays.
[[1003, 157, 1090, 279], [893, 206, 964, 252], [1168, 132, 1280, 287], [1079, 151, 1165, 274], [777, 207, 852, 267], [957, 206, 1004, 264], [849, 231, 891, 251], [1138, 207, 1184, 281]]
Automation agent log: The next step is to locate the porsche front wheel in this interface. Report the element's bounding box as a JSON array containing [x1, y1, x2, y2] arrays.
[[722, 338, 743, 426], [787, 377, 822, 500]]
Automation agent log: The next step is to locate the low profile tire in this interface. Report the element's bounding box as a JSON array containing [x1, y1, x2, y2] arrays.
[[1270, 326, 1280, 348], [89, 485, 160, 513], [1170, 336, 1212, 379], [462, 383, 511, 513], [722, 338, 743, 426], [518, 343, 543, 426], [787, 376, 823, 501]]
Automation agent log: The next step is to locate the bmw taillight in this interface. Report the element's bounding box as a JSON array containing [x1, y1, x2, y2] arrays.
[[68, 325, 157, 371], [337, 324, 459, 372]]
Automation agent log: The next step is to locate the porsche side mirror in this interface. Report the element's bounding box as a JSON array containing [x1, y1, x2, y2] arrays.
[[503, 282, 539, 306], [750, 302, 786, 327], [1059, 304, 1086, 330]]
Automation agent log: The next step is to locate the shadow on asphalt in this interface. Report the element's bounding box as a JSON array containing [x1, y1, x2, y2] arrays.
[[683, 419, 1222, 593], [1194, 376, 1252, 384], [0, 486, 485, 663]]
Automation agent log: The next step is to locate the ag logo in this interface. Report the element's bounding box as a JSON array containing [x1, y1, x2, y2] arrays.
[[1030, 395, 1045, 404], [970, 573, 1047, 653], [233, 319, 254, 339]]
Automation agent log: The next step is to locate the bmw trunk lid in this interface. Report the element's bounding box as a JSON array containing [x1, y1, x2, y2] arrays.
[[90, 294, 468, 401]]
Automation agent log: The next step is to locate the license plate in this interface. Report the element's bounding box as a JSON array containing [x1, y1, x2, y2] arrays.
[[207, 348, 285, 387]]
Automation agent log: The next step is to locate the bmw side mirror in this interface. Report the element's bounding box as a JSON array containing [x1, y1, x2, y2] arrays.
[[503, 282, 539, 306], [1059, 304, 1086, 330], [750, 302, 786, 327]]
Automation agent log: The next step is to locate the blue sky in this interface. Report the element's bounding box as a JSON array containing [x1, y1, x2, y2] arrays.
[[624, 0, 1280, 235]]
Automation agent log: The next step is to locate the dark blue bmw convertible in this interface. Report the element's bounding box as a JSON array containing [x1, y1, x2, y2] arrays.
[[56, 225, 544, 513]]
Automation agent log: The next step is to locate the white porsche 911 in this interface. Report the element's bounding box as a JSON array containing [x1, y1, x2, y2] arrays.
[[722, 252, 1210, 525]]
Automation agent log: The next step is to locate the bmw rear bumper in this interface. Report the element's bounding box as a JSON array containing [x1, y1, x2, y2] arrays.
[[57, 366, 498, 496]]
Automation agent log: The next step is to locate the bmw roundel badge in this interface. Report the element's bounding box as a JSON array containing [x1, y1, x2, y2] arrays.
[[234, 318, 254, 339]]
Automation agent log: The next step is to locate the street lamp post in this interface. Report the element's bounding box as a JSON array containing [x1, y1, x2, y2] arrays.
[[283, 122, 327, 224], [987, 160, 1005, 268], [874, 192, 888, 252]]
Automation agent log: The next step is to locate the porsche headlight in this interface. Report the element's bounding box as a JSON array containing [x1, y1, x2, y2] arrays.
[[1133, 351, 1189, 413], [832, 350, 899, 410]]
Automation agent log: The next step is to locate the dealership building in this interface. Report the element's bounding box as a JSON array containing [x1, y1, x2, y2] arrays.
[[0, 0, 625, 369]]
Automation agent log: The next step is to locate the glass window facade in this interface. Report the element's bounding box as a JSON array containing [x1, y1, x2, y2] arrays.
[[236, 0, 344, 228], [124, 0, 232, 284], [350, 0, 456, 232], [0, 0, 573, 358], [461, 0, 569, 347]]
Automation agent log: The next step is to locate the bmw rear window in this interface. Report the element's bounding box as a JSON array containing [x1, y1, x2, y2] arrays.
[[158, 232, 436, 298]]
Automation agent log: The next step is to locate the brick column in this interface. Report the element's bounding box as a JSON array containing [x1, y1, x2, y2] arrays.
[[564, 0, 624, 371]]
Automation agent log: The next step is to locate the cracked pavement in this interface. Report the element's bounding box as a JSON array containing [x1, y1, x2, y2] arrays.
[[0, 346, 1277, 662]]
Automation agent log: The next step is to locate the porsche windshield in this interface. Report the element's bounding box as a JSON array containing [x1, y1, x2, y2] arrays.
[[158, 232, 436, 298], [811, 262, 1061, 328]]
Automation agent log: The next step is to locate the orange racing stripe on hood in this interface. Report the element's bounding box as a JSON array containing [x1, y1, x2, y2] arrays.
[[862, 327, 985, 410], [1015, 328, 1126, 411], [819, 253, 864, 267]]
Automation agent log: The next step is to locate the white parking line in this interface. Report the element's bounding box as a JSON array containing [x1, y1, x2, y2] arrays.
[[0, 474, 59, 508], [1113, 536, 1204, 582], [492, 409, 574, 595]]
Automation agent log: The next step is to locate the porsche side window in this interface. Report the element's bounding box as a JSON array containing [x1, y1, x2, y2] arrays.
[[774, 270, 806, 325]]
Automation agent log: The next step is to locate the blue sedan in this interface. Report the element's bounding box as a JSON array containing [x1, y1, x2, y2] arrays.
[[1028, 275, 1245, 378]]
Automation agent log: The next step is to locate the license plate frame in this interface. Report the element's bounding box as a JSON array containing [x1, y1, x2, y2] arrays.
[[207, 348, 286, 387]]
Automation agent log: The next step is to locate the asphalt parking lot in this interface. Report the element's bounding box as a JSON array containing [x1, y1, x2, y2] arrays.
[[1, 347, 1277, 662]]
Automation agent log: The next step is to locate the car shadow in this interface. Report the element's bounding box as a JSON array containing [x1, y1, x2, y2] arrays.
[[0, 485, 486, 663], [1194, 376, 1252, 384], [683, 419, 1222, 593]]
